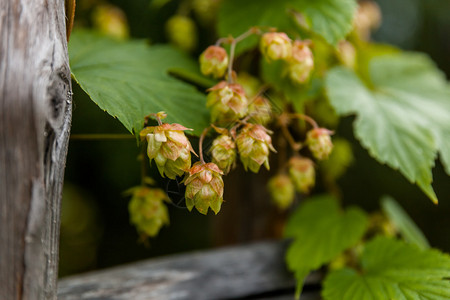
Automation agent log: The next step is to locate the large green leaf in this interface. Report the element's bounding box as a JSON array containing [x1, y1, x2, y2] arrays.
[[326, 53, 450, 203], [284, 195, 368, 297], [217, 0, 356, 53], [289, 0, 357, 45], [69, 30, 210, 135], [381, 196, 430, 250], [322, 236, 450, 300]]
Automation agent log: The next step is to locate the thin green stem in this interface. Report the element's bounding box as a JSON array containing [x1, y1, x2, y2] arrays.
[[288, 113, 319, 129], [199, 127, 210, 164], [226, 27, 261, 83], [70, 134, 134, 140], [281, 124, 302, 152]]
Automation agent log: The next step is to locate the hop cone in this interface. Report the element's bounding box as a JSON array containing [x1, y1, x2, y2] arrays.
[[140, 123, 195, 179], [260, 32, 292, 62], [210, 135, 236, 174], [236, 124, 276, 173], [206, 81, 248, 124], [288, 156, 315, 193], [288, 40, 314, 84], [199, 45, 228, 78], [185, 162, 224, 215], [306, 128, 333, 160], [248, 96, 272, 125], [128, 187, 169, 237], [165, 15, 198, 52], [268, 174, 295, 210]]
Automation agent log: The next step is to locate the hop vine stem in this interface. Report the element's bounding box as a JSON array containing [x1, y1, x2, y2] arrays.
[[288, 113, 319, 129], [216, 27, 261, 83], [199, 127, 210, 164]]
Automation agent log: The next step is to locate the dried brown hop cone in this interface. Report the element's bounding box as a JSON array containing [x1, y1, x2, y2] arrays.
[[184, 162, 224, 215]]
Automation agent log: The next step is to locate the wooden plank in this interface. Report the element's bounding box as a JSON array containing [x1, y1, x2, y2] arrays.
[[0, 0, 72, 299], [58, 241, 321, 299]]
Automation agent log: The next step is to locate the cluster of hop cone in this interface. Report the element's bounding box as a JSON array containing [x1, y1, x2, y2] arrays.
[[129, 30, 334, 238]]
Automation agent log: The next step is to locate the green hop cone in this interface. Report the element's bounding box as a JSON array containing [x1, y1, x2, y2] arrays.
[[165, 15, 198, 52], [140, 123, 195, 179], [260, 32, 292, 62], [306, 128, 334, 160], [206, 81, 248, 124], [210, 135, 236, 174], [185, 162, 224, 215], [128, 187, 169, 237], [288, 156, 315, 193], [287, 40, 314, 84], [199, 45, 229, 79], [354, 1, 381, 40], [248, 96, 272, 125], [337, 41, 356, 69], [267, 174, 295, 210], [236, 124, 276, 173]]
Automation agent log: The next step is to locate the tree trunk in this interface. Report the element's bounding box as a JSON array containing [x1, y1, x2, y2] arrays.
[[0, 0, 72, 299]]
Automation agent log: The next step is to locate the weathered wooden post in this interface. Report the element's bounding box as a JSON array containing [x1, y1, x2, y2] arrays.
[[0, 0, 72, 299]]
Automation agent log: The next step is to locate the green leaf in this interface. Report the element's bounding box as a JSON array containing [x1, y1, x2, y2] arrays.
[[326, 53, 450, 203], [289, 0, 357, 46], [381, 196, 430, 250], [322, 236, 450, 300], [69, 30, 210, 135], [284, 195, 368, 297], [217, 0, 357, 53]]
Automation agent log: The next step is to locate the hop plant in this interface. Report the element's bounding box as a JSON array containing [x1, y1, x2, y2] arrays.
[[184, 162, 224, 215], [206, 81, 248, 124], [268, 174, 295, 210], [288, 156, 315, 193], [236, 123, 276, 173], [260, 32, 292, 62], [248, 96, 272, 125], [288, 40, 314, 84], [199, 45, 229, 78], [306, 128, 334, 160], [210, 134, 236, 174], [128, 186, 169, 237], [140, 123, 195, 179]]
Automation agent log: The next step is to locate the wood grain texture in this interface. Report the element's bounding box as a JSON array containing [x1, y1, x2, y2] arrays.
[[58, 241, 321, 300], [0, 0, 72, 299]]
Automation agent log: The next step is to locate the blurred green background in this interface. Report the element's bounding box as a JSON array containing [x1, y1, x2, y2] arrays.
[[60, 0, 450, 277]]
